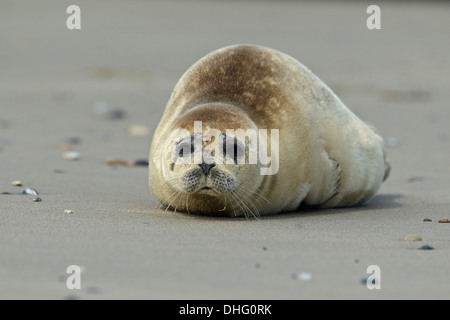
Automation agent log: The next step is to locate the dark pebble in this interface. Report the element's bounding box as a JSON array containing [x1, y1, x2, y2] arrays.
[[107, 109, 126, 120], [418, 245, 434, 250], [86, 286, 101, 295], [1, 192, 11, 195], [361, 276, 376, 285], [63, 137, 82, 145], [32, 197, 42, 202], [132, 159, 149, 166]]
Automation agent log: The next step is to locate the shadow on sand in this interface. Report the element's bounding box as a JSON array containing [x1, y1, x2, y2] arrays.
[[263, 193, 404, 220]]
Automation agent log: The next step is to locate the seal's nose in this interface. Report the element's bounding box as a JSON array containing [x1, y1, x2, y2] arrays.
[[199, 162, 215, 175]]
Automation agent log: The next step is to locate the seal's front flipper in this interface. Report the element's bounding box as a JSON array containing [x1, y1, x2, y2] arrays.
[[319, 158, 342, 207]]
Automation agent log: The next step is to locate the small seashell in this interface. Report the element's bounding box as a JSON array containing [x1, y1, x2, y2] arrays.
[[438, 219, 450, 223], [64, 209, 73, 214], [11, 180, 23, 187], [21, 188, 39, 195], [406, 176, 424, 183], [423, 218, 432, 222], [292, 272, 313, 281], [403, 235, 422, 242], [59, 144, 73, 151], [62, 151, 80, 161], [128, 124, 151, 136], [106, 158, 128, 166], [32, 197, 42, 202]]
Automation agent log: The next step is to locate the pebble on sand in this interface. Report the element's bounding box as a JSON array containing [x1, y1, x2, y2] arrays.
[[11, 180, 23, 187], [106, 158, 128, 166], [64, 210, 73, 214], [21, 188, 39, 195], [106, 158, 149, 167], [438, 219, 450, 223], [418, 245, 434, 250], [32, 197, 42, 202], [63, 137, 82, 145], [59, 144, 73, 151], [129, 159, 149, 167], [403, 235, 422, 242], [292, 272, 313, 281], [423, 218, 432, 222], [128, 124, 151, 136], [406, 176, 424, 183], [62, 151, 80, 161]]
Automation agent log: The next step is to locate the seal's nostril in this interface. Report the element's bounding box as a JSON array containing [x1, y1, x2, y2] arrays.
[[199, 162, 215, 175]]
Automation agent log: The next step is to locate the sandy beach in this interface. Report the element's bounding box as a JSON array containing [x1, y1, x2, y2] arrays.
[[1, 0, 449, 300]]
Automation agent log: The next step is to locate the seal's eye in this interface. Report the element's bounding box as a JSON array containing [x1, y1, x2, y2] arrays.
[[176, 140, 194, 158], [223, 138, 245, 164]]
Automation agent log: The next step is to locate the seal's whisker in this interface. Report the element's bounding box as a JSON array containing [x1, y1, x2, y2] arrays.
[[163, 189, 183, 213], [252, 186, 272, 205], [234, 186, 262, 219], [230, 190, 259, 219], [186, 194, 190, 214], [237, 191, 261, 220], [228, 191, 248, 218], [234, 188, 259, 217]]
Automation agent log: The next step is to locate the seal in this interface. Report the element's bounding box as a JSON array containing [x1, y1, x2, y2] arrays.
[[149, 44, 390, 217]]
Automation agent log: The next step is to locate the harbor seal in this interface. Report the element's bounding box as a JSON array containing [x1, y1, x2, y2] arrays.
[[149, 44, 390, 217]]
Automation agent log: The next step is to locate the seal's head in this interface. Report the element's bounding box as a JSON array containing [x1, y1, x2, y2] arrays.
[[158, 103, 264, 217]]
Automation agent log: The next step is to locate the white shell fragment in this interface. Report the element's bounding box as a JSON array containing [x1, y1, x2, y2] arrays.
[[21, 188, 39, 195], [403, 235, 422, 242], [293, 272, 313, 281], [62, 151, 80, 161], [128, 124, 151, 136], [64, 210, 73, 214], [11, 180, 23, 187]]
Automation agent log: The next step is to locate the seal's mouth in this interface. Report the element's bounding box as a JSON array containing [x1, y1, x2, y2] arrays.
[[197, 186, 216, 194]]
